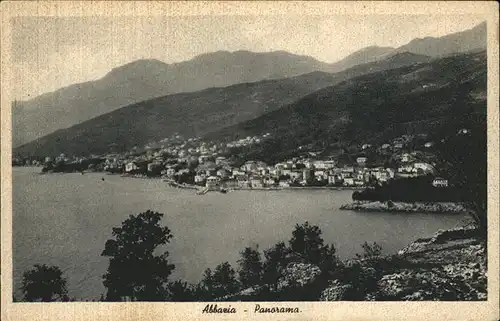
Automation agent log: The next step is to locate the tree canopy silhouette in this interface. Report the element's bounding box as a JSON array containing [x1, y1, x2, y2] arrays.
[[288, 221, 339, 271], [199, 262, 240, 300], [436, 126, 487, 237], [101, 210, 175, 301], [237, 246, 263, 288], [21, 264, 69, 302]]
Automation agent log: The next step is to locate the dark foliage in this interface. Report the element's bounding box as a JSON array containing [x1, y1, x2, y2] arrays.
[[435, 125, 487, 236], [166, 280, 197, 301], [175, 170, 196, 185], [237, 246, 263, 288], [21, 264, 69, 302], [356, 241, 383, 259], [262, 242, 292, 292], [101, 210, 175, 301], [198, 263, 240, 300], [42, 158, 106, 173], [204, 51, 486, 165], [288, 221, 339, 272]]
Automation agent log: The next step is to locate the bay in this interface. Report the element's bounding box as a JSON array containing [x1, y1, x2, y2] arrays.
[[12, 167, 467, 300]]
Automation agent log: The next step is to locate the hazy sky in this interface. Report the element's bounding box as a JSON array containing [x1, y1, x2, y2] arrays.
[[12, 15, 485, 100]]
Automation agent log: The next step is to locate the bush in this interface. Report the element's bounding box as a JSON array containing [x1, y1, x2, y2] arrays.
[[21, 264, 69, 302], [356, 242, 383, 259]]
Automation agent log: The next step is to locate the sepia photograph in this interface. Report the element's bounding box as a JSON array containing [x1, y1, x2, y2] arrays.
[[1, 1, 499, 320]]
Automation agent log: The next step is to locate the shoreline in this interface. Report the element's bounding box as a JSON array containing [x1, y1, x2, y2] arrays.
[[22, 168, 365, 191], [340, 201, 467, 214]]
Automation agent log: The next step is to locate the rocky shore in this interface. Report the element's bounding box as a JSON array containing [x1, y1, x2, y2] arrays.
[[221, 225, 486, 301], [340, 201, 466, 213]]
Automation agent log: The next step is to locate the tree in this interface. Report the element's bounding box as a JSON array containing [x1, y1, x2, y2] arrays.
[[101, 210, 175, 301], [288, 222, 339, 271], [436, 127, 487, 237], [262, 242, 291, 291], [198, 268, 215, 300], [237, 246, 263, 288], [21, 264, 69, 302], [213, 262, 240, 298], [200, 262, 240, 299], [167, 280, 195, 301]]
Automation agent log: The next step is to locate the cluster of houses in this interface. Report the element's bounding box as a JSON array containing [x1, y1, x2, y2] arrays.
[[112, 132, 451, 190], [193, 160, 389, 190], [16, 130, 460, 190], [225, 133, 272, 148], [171, 156, 397, 190]]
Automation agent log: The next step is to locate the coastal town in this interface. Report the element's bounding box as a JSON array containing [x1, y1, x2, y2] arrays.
[[8, 12, 491, 309], [12, 129, 467, 193]]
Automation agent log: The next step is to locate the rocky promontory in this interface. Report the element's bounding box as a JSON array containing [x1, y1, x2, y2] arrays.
[[220, 225, 486, 301], [340, 201, 466, 214]]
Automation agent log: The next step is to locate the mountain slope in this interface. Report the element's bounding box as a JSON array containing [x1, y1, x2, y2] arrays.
[[12, 51, 330, 147], [13, 21, 486, 148], [396, 22, 487, 57], [13, 51, 433, 158], [329, 46, 395, 72], [13, 72, 335, 157], [326, 22, 486, 74], [203, 51, 487, 164]]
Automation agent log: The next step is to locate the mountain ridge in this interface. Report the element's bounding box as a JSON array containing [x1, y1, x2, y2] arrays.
[[13, 22, 486, 147], [202, 50, 486, 164], [12, 50, 331, 147], [13, 50, 436, 158]]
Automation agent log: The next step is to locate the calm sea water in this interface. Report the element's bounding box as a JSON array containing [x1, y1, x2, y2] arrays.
[[12, 167, 467, 300]]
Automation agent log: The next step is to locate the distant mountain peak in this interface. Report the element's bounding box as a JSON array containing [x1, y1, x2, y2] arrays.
[[13, 49, 332, 147], [396, 22, 487, 57], [106, 58, 169, 76]]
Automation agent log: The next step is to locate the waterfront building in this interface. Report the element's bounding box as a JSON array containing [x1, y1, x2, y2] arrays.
[[432, 177, 449, 188], [206, 176, 221, 190]]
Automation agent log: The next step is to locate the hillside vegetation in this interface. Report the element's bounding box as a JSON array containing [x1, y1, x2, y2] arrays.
[[204, 50, 486, 164], [14, 51, 433, 158]]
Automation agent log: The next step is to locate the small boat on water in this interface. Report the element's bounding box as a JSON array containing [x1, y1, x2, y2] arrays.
[[220, 188, 228, 194]]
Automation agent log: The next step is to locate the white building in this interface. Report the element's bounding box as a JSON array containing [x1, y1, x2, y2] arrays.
[[250, 177, 264, 188], [206, 176, 221, 190], [356, 157, 367, 165], [343, 177, 355, 186], [328, 175, 341, 185], [194, 175, 206, 183], [125, 162, 139, 173], [215, 156, 228, 165], [314, 170, 327, 180], [413, 162, 434, 173], [401, 154, 411, 163], [432, 177, 449, 188]]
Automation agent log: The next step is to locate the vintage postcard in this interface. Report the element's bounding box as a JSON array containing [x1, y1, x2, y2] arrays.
[[1, 1, 499, 320]]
